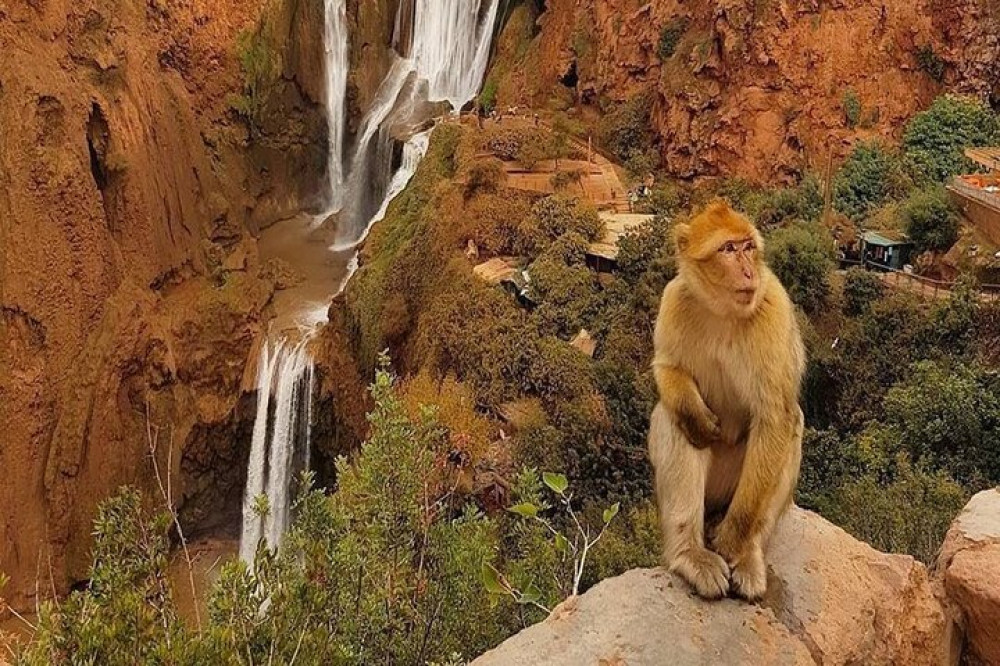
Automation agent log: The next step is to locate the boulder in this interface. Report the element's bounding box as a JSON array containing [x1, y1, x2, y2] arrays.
[[472, 508, 951, 666], [937, 488, 1000, 665]]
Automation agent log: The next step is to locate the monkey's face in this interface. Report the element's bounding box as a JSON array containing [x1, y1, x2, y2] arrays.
[[675, 200, 765, 318]]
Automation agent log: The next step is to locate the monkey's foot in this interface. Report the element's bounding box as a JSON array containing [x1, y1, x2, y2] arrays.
[[670, 547, 730, 599], [729, 549, 767, 601]]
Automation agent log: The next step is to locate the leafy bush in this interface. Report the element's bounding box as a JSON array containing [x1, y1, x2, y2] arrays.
[[842, 266, 885, 316], [719, 176, 824, 228], [598, 94, 658, 168], [903, 95, 1000, 183], [834, 141, 911, 221], [902, 186, 959, 253], [882, 360, 1000, 486], [842, 89, 862, 128], [465, 158, 506, 198], [819, 456, 967, 564], [517, 195, 603, 256], [765, 221, 836, 313], [916, 45, 946, 83], [657, 19, 688, 60]]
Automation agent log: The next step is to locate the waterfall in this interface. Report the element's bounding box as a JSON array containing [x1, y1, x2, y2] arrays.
[[239, 337, 315, 561], [332, 0, 498, 247], [409, 0, 500, 111], [239, 3, 500, 559], [323, 0, 349, 211]]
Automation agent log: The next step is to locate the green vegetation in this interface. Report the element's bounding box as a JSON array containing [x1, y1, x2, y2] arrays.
[[916, 44, 947, 83], [842, 89, 862, 128], [834, 141, 911, 221], [657, 19, 688, 60], [229, 25, 281, 135], [765, 221, 836, 314], [902, 186, 959, 253], [478, 77, 498, 114], [842, 266, 885, 316], [903, 94, 1000, 183], [598, 94, 660, 178]]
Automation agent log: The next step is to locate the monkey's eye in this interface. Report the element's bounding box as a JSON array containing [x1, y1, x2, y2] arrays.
[[743, 240, 757, 254], [720, 242, 737, 254]]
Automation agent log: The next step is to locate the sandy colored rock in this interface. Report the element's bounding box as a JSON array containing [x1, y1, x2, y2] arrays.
[[937, 488, 1000, 665], [472, 568, 816, 666], [473, 508, 950, 666], [765, 508, 950, 666]]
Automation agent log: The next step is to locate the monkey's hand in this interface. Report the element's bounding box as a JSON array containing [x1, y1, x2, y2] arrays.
[[654, 365, 723, 448], [676, 397, 723, 449]]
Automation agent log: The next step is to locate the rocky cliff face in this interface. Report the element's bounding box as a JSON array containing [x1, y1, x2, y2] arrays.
[[493, 0, 996, 183], [0, 0, 328, 610]]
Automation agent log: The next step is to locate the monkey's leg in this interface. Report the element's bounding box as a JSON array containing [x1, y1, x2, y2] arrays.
[[713, 406, 804, 601], [649, 403, 730, 599]]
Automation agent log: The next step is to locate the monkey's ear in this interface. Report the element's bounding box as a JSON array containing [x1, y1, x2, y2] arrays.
[[674, 223, 691, 254]]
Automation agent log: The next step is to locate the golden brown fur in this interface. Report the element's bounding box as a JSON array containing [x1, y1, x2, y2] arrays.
[[649, 200, 805, 601]]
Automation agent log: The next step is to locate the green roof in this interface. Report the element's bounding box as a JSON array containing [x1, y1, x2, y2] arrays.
[[863, 231, 910, 247]]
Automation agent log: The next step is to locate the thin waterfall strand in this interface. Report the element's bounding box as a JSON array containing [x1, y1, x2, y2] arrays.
[[239, 338, 315, 560], [323, 0, 349, 210]]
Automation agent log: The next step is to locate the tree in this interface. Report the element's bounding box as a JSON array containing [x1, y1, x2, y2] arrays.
[[834, 141, 911, 221], [765, 221, 836, 313], [842, 266, 885, 316], [903, 186, 959, 253], [903, 95, 1000, 183]]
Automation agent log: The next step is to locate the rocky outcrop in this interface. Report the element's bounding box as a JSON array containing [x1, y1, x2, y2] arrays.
[[492, 0, 988, 183], [937, 488, 1000, 666], [472, 507, 953, 666], [0, 0, 290, 610]]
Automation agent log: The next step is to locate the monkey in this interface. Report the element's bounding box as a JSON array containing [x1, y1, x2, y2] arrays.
[[648, 199, 805, 601]]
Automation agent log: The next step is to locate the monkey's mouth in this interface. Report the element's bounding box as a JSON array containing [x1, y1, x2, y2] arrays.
[[735, 288, 756, 304]]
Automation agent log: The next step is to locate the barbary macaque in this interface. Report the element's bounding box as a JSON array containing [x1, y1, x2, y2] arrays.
[[649, 200, 805, 601]]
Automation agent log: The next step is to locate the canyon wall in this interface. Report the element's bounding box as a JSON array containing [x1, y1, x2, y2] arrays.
[[0, 0, 329, 610], [493, 0, 998, 183]]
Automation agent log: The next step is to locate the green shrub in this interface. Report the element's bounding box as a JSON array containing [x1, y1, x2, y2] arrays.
[[916, 45, 946, 83], [882, 360, 1000, 486], [765, 221, 836, 313], [842, 89, 862, 128], [657, 19, 688, 60], [903, 95, 1000, 183], [903, 186, 959, 253], [465, 158, 506, 198], [834, 141, 912, 221], [842, 266, 885, 316], [598, 94, 657, 168], [478, 77, 498, 114], [819, 456, 967, 564], [720, 176, 824, 228]]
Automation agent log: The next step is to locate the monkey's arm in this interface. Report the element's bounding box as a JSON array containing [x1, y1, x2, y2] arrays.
[[712, 400, 803, 561], [652, 363, 722, 448]]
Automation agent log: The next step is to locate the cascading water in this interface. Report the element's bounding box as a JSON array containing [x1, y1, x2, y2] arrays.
[[240, 1, 499, 559], [332, 0, 499, 247], [239, 337, 315, 561], [410, 0, 500, 111], [323, 0, 349, 211]]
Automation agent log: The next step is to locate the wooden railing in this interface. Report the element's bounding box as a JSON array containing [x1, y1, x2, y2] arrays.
[[843, 258, 1000, 303]]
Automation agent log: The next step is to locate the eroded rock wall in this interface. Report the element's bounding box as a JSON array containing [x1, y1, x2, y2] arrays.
[[493, 0, 993, 183], [0, 0, 311, 610]]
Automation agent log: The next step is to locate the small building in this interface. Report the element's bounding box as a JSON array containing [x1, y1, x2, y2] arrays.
[[472, 257, 536, 308], [586, 213, 652, 273], [861, 230, 912, 270], [947, 147, 1000, 247]]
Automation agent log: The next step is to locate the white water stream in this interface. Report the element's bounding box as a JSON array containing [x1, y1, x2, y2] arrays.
[[240, 1, 498, 560], [323, 0, 349, 211]]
